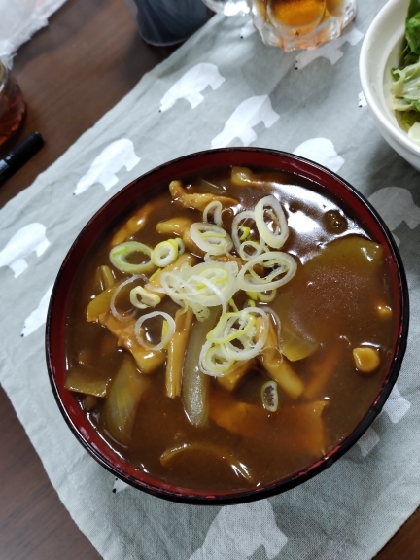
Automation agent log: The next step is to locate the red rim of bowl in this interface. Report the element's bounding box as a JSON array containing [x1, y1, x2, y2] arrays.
[[46, 147, 409, 504]]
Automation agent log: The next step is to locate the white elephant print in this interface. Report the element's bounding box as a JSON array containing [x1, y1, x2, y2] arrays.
[[295, 24, 364, 70], [189, 501, 288, 560], [21, 286, 53, 337], [159, 63, 225, 113], [357, 427, 380, 457], [382, 384, 411, 424], [211, 95, 279, 149], [357, 384, 411, 457], [0, 223, 50, 278], [240, 18, 257, 39], [294, 137, 344, 173], [368, 187, 420, 232], [74, 139, 140, 194], [112, 477, 129, 494]]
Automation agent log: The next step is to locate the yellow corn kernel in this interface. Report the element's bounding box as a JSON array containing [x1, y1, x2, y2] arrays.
[[376, 304, 393, 319], [353, 347, 380, 375]]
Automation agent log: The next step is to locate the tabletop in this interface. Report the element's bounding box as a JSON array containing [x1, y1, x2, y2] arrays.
[[0, 1, 419, 559]]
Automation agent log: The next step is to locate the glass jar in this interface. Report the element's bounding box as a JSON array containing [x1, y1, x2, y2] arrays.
[[0, 60, 26, 147], [200, 0, 357, 52]]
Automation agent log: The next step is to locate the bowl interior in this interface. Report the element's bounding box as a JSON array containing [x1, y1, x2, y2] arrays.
[[360, 0, 420, 159], [46, 148, 408, 504]]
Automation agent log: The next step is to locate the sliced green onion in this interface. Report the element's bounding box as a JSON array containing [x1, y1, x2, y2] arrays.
[[254, 195, 289, 249], [129, 286, 161, 309], [203, 201, 223, 226], [109, 241, 155, 274], [199, 307, 269, 376], [110, 274, 147, 321], [161, 320, 169, 350], [199, 340, 236, 377], [238, 225, 251, 241], [238, 240, 266, 260], [207, 311, 257, 344], [231, 210, 256, 256], [159, 261, 239, 321], [174, 237, 185, 256], [151, 239, 178, 267], [227, 298, 239, 312], [246, 289, 277, 302], [190, 223, 233, 256], [261, 380, 278, 412], [236, 251, 296, 292], [134, 311, 175, 351]]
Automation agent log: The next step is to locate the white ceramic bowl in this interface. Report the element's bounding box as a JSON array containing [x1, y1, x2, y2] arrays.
[[360, 0, 420, 171]]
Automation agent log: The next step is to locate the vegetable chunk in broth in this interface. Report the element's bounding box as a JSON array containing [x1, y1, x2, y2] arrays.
[[65, 166, 397, 492]]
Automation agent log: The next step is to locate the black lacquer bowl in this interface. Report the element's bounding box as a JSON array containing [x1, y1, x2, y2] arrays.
[[46, 148, 409, 504]]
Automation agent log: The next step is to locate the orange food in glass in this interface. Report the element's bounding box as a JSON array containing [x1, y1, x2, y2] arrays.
[[267, 0, 326, 27], [326, 0, 344, 16]]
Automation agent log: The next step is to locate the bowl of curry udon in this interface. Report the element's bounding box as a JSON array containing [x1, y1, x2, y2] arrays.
[[46, 148, 408, 504]]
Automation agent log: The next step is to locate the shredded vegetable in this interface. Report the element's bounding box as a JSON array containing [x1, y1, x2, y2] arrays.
[[159, 260, 239, 320], [199, 307, 269, 376]]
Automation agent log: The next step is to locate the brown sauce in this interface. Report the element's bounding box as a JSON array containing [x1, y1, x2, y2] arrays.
[[65, 166, 397, 492]]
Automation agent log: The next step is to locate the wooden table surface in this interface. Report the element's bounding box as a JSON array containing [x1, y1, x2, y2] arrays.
[[0, 1, 418, 558]]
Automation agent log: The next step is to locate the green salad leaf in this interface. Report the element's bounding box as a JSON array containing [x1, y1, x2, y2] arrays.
[[390, 0, 420, 142], [406, 0, 420, 55]]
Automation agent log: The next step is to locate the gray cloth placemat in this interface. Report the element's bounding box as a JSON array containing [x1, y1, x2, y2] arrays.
[[1, 1, 420, 558]]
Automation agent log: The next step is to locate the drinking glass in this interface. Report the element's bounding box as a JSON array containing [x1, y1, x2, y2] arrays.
[[0, 60, 26, 147], [201, 0, 357, 52], [125, 0, 211, 46]]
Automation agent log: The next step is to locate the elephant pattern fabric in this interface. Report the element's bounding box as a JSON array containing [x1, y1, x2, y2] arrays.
[[1, 2, 420, 560]]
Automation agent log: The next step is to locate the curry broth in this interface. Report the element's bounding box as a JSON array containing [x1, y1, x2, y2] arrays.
[[65, 166, 396, 492]]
